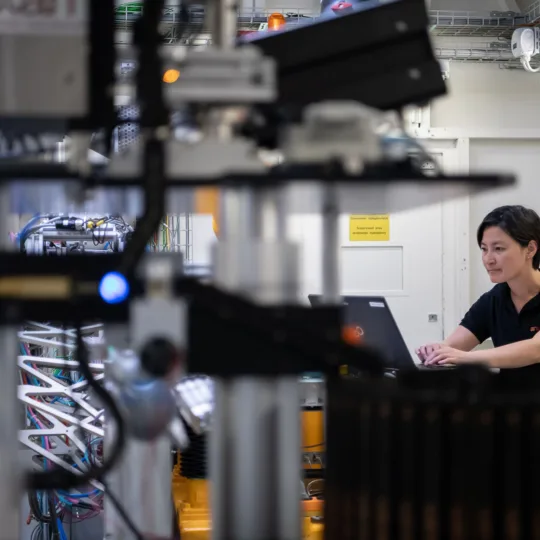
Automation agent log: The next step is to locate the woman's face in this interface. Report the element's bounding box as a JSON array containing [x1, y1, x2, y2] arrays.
[[481, 226, 535, 283]]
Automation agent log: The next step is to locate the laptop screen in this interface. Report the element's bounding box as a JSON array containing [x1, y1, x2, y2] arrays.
[[308, 295, 416, 370]]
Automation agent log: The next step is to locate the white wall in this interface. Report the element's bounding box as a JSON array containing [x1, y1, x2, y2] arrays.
[[427, 62, 540, 308], [469, 140, 540, 300], [431, 63, 540, 131], [191, 215, 216, 265]]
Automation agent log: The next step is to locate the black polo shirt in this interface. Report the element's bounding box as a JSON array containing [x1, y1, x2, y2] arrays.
[[460, 283, 540, 391]]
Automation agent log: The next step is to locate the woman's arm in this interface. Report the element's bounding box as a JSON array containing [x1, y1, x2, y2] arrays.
[[444, 326, 481, 351], [426, 333, 540, 368], [466, 335, 540, 369], [416, 326, 480, 362]]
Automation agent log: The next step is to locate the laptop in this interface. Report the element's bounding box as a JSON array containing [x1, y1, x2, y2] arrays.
[[308, 294, 445, 372]]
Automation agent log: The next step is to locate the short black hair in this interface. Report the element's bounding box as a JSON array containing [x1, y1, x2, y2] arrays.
[[477, 205, 540, 270]]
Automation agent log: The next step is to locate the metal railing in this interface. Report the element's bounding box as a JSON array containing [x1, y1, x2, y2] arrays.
[[434, 42, 513, 61], [113, 5, 529, 28], [112, 4, 532, 41], [113, 3, 318, 25], [527, 0, 540, 23], [428, 9, 522, 27]]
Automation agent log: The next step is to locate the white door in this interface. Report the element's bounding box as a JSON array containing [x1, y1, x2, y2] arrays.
[[288, 146, 465, 358]]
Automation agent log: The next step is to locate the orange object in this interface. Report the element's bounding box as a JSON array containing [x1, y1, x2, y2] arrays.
[[302, 409, 324, 470], [304, 517, 324, 540], [172, 460, 212, 540], [173, 458, 325, 540], [163, 68, 180, 83], [302, 497, 323, 516], [342, 324, 363, 346], [267, 12, 286, 30], [212, 217, 219, 237], [195, 187, 220, 238]]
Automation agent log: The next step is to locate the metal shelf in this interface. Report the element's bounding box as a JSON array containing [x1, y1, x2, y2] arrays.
[[114, 4, 316, 31], [113, 6, 531, 36], [428, 10, 524, 38], [434, 42, 513, 62], [527, 0, 540, 23]]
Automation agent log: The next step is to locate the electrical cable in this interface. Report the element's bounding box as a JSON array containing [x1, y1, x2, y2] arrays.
[[26, 327, 125, 491], [49, 494, 60, 539], [118, 0, 168, 276], [19, 216, 62, 250], [303, 442, 325, 448], [521, 55, 540, 72], [30, 523, 43, 540], [28, 491, 51, 524]]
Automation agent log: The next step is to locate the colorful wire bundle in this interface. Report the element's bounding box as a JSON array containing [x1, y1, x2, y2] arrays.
[[21, 339, 105, 538]]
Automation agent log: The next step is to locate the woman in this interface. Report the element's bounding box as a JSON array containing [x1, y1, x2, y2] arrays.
[[416, 205, 540, 389]]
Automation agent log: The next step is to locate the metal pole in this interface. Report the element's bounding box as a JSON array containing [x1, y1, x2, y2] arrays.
[[207, 4, 301, 537], [252, 188, 285, 241], [0, 185, 20, 540], [321, 184, 341, 303], [208, 0, 238, 49], [211, 185, 301, 540], [253, 189, 300, 540], [211, 184, 256, 540], [105, 257, 182, 539]]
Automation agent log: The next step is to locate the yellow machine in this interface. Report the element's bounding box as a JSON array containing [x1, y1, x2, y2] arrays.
[[172, 409, 325, 540]]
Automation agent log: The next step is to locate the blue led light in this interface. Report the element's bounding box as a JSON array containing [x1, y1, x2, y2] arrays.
[[99, 272, 130, 304]]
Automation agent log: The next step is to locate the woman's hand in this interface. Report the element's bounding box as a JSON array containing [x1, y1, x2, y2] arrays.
[[415, 342, 444, 363], [424, 346, 473, 366]]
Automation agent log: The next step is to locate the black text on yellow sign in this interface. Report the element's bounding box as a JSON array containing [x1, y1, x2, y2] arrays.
[[349, 214, 390, 242]]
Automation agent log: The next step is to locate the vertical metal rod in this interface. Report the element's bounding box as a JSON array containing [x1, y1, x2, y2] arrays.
[[208, 0, 238, 48], [55, 140, 66, 163], [220, 188, 253, 243], [209, 380, 229, 540], [276, 377, 301, 540], [321, 184, 341, 303], [212, 186, 255, 540], [0, 185, 20, 540], [230, 378, 275, 540], [252, 188, 285, 242], [42, 498, 49, 540]]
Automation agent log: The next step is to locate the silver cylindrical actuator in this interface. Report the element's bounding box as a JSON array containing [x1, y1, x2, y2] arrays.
[[211, 186, 302, 540], [321, 184, 341, 304]]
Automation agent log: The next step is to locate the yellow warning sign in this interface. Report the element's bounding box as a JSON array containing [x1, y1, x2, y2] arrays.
[[349, 214, 390, 241]]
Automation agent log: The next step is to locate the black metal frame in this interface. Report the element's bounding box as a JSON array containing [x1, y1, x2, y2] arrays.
[[0, 156, 514, 189], [0, 252, 385, 376], [0, 0, 515, 379], [324, 369, 540, 540], [245, 0, 445, 110]]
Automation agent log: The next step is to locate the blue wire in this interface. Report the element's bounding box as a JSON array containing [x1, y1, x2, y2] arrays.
[[16, 214, 44, 249], [57, 489, 99, 499], [25, 355, 102, 507], [27, 412, 46, 447], [57, 517, 68, 540]]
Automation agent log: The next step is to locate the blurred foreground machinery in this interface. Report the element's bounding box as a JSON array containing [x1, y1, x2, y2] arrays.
[[171, 366, 540, 540], [15, 215, 129, 537], [0, 0, 525, 539], [325, 367, 540, 540], [171, 375, 326, 540]]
